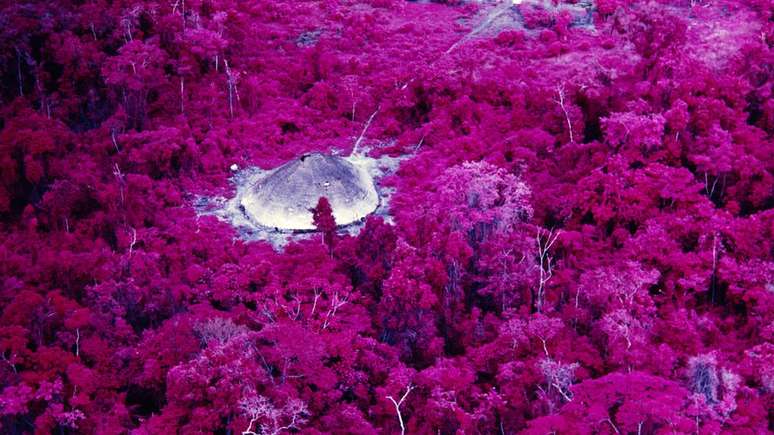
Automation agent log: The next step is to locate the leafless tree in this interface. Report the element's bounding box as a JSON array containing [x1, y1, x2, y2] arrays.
[[127, 227, 137, 257], [535, 228, 560, 313], [224, 59, 241, 118], [193, 317, 247, 347], [603, 418, 621, 434], [554, 84, 574, 143], [352, 108, 379, 155], [180, 77, 185, 115], [239, 394, 308, 435], [322, 291, 349, 331], [538, 358, 578, 411], [113, 163, 126, 206], [1, 351, 18, 374], [387, 383, 415, 435]]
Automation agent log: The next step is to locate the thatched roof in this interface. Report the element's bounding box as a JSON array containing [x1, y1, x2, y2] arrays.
[[240, 153, 379, 231]]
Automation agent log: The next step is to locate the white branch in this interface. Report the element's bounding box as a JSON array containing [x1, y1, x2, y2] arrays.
[[540, 338, 549, 357], [552, 382, 573, 402], [387, 384, 415, 435], [310, 288, 321, 316], [322, 292, 349, 330], [352, 108, 379, 155], [180, 77, 185, 115], [536, 228, 560, 313], [128, 227, 137, 256], [603, 418, 621, 435], [412, 135, 425, 154], [224, 59, 240, 118], [111, 129, 120, 153], [1, 352, 17, 374], [554, 85, 574, 143], [113, 163, 125, 205]]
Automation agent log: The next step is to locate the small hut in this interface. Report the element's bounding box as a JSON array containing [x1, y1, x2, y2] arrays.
[[240, 153, 379, 231]]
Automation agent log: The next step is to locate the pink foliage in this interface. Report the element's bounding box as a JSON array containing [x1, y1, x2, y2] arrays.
[[0, 0, 772, 433]]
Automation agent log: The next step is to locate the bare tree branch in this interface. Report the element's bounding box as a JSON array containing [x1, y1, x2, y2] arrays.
[[387, 384, 415, 435]]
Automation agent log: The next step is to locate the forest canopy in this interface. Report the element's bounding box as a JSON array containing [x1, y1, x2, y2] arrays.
[[0, 0, 772, 433]]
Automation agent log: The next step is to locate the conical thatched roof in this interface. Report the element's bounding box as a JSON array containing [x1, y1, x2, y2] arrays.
[[240, 153, 379, 231]]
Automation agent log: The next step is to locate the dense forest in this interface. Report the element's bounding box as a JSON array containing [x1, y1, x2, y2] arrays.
[[0, 0, 772, 433]]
